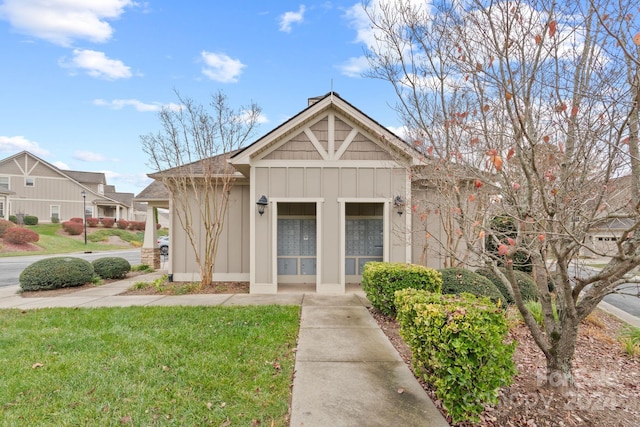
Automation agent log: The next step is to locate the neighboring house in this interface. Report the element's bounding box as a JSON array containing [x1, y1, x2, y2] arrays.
[[138, 92, 446, 293], [0, 151, 134, 223]]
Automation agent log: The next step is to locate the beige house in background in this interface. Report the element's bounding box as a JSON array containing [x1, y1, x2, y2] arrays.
[[138, 92, 447, 293], [0, 151, 135, 223]]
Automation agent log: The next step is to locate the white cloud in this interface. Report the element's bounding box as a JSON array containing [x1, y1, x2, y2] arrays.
[[73, 150, 108, 162], [345, 0, 428, 47], [200, 51, 245, 83], [52, 161, 70, 169], [338, 55, 369, 77], [72, 151, 122, 164], [93, 98, 183, 112], [60, 49, 132, 80], [0, 135, 49, 156], [279, 5, 305, 33], [0, 0, 134, 46]]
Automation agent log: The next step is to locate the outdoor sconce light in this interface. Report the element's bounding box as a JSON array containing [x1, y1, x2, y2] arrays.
[[256, 195, 268, 216], [394, 195, 405, 216]]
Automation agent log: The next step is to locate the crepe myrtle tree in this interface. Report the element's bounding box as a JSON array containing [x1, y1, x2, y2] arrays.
[[363, 0, 640, 388], [141, 90, 262, 286]]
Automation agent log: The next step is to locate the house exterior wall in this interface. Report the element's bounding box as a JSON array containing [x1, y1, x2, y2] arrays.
[[251, 165, 410, 293], [0, 152, 129, 223], [2, 172, 89, 221], [170, 183, 251, 282]]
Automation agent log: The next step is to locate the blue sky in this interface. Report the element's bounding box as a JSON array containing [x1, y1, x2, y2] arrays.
[[0, 1, 404, 195]]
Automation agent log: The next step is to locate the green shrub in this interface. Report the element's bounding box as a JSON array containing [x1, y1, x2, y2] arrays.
[[19, 257, 95, 291], [3, 227, 39, 245], [362, 262, 442, 317], [476, 267, 538, 304], [524, 300, 558, 327], [439, 267, 505, 305], [395, 289, 517, 423], [51, 216, 60, 224], [92, 257, 131, 279], [9, 215, 18, 224], [0, 218, 15, 237], [23, 215, 38, 225]]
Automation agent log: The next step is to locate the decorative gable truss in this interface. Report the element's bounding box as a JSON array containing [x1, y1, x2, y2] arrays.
[[261, 113, 394, 162]]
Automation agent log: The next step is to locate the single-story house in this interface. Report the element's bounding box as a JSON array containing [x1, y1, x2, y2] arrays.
[[137, 92, 447, 293]]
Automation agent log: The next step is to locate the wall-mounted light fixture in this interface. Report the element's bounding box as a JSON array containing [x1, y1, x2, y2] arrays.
[[256, 195, 268, 216], [393, 195, 405, 216]]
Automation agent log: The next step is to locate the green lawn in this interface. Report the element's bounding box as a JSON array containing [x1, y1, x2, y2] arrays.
[[0, 305, 300, 426], [0, 224, 143, 257]]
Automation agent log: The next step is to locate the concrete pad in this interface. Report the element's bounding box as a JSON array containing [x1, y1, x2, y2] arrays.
[[302, 294, 366, 307], [0, 285, 20, 297], [146, 294, 232, 306], [296, 327, 402, 362], [222, 294, 304, 306], [0, 296, 43, 309], [71, 286, 131, 296], [300, 306, 378, 328], [290, 361, 449, 427], [77, 295, 165, 308], [15, 296, 103, 309]]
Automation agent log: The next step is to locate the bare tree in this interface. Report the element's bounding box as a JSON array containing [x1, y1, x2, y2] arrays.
[[364, 0, 640, 388], [141, 90, 261, 286]]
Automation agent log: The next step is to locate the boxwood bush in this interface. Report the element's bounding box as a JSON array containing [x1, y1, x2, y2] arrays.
[[92, 257, 131, 279], [23, 215, 38, 225], [476, 267, 538, 304], [395, 289, 517, 423], [362, 262, 442, 317], [20, 257, 94, 291], [439, 267, 504, 306]]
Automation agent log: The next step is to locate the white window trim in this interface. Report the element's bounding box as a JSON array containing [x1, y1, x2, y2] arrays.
[[50, 205, 60, 220], [25, 177, 35, 187], [0, 176, 8, 190]]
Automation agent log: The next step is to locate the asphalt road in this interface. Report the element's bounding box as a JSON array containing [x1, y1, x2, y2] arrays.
[[603, 284, 640, 317], [0, 249, 141, 288]]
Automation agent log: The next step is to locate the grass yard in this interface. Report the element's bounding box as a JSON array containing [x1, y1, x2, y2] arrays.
[[0, 224, 143, 257], [0, 305, 300, 426]]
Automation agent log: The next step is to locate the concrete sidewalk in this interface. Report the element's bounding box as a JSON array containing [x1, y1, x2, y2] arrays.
[[0, 273, 450, 427]]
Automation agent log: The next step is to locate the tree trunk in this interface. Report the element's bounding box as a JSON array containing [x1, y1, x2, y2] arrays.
[[544, 319, 579, 390]]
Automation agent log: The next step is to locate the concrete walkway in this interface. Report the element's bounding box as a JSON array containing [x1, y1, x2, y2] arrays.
[[0, 273, 450, 427]]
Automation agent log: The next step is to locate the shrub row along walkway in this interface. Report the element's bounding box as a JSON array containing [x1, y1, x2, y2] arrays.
[[0, 273, 450, 427]]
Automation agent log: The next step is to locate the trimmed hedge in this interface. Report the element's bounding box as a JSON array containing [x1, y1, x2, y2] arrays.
[[439, 267, 504, 305], [116, 219, 129, 230], [101, 218, 115, 228], [92, 257, 131, 279], [3, 227, 39, 245], [62, 221, 83, 235], [0, 218, 15, 237], [19, 257, 94, 291], [362, 262, 442, 317], [86, 217, 99, 227], [476, 267, 538, 304], [23, 215, 38, 225], [395, 289, 517, 423]]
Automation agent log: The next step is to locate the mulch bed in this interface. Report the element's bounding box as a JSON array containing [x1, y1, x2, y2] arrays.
[[371, 307, 640, 426]]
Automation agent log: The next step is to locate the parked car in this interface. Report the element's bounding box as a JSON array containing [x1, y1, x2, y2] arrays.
[[157, 236, 169, 255]]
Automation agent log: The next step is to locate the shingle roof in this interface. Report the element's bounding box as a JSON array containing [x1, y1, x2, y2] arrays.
[[135, 180, 170, 201], [64, 170, 107, 185]]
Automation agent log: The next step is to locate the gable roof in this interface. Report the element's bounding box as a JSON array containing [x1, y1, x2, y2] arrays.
[[64, 170, 107, 185], [0, 150, 129, 207], [229, 92, 421, 176]]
